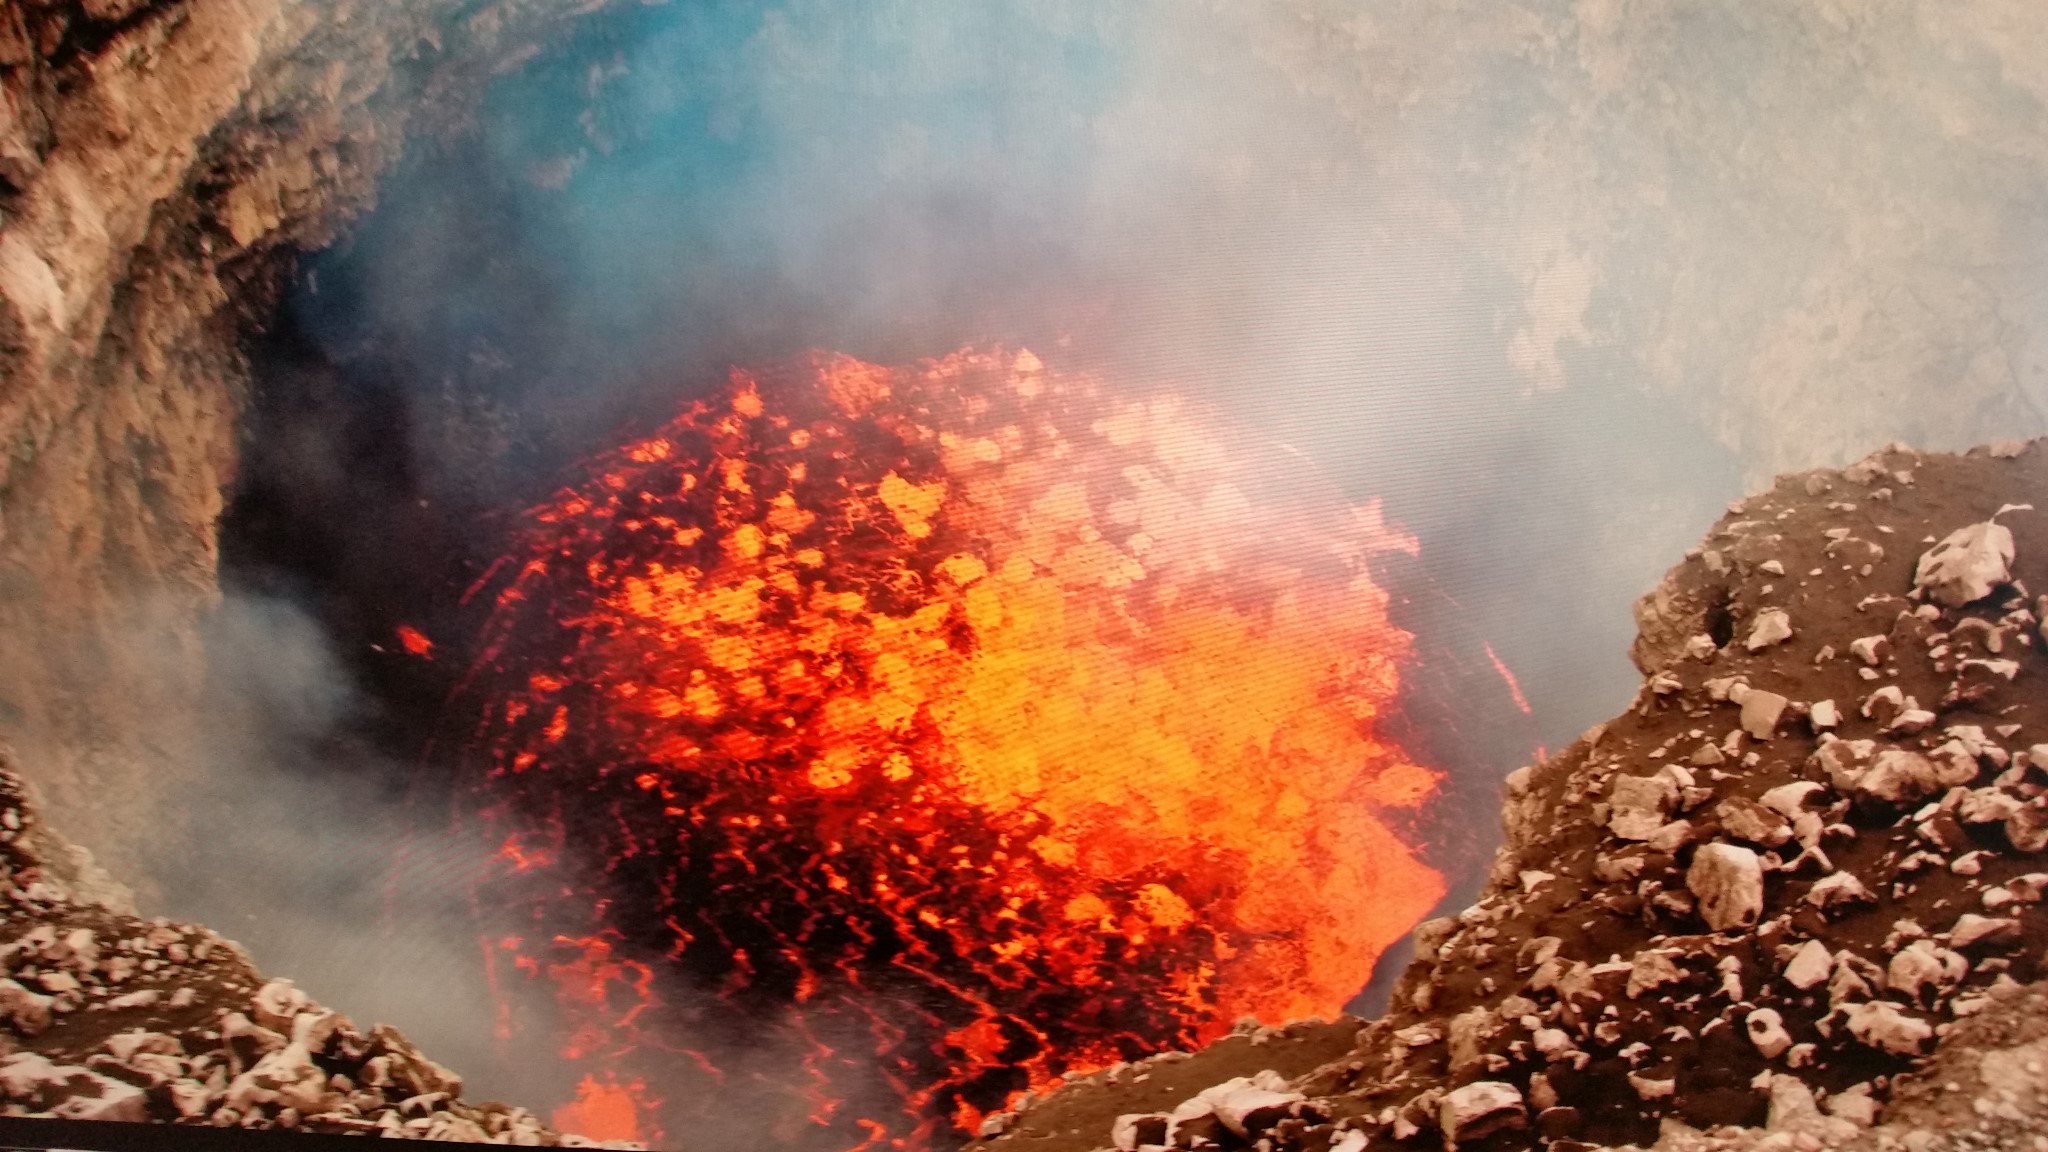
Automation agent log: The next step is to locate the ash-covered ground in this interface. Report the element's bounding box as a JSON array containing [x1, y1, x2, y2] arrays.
[[967, 439, 2048, 1152]]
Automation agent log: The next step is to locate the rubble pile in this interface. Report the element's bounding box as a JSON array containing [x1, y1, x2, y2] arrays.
[[0, 761, 629, 1146], [971, 439, 2048, 1152]]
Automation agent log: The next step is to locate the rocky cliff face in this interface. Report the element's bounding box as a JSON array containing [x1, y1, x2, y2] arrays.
[[0, 0, 635, 875], [971, 439, 2048, 1152]]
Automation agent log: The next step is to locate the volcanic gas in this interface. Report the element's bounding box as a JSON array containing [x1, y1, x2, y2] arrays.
[[449, 347, 1445, 1148]]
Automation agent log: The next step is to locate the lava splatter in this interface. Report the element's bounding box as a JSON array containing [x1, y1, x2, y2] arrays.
[[453, 348, 1444, 1148]]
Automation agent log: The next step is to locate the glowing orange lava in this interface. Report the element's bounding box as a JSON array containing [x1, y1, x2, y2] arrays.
[[455, 348, 1445, 1148]]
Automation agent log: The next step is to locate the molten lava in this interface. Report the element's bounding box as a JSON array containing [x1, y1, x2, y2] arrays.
[[454, 348, 1444, 1149]]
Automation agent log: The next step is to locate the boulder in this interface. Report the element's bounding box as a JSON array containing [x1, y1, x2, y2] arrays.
[[1913, 521, 2015, 607], [1687, 843, 1765, 931]]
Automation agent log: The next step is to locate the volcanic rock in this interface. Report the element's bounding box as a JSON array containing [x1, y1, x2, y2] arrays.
[[1915, 520, 2016, 607], [1948, 913, 2021, 950], [1437, 1081, 1524, 1145], [1745, 1008, 1792, 1059], [1782, 940, 1833, 990], [1716, 797, 1793, 847], [1738, 687, 1790, 739], [1856, 748, 1974, 804], [1843, 1001, 1935, 1055], [1687, 842, 1765, 931], [1745, 608, 1794, 652], [1608, 772, 1682, 841]]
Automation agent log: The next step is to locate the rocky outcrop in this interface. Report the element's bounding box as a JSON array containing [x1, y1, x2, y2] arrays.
[[0, 746, 617, 1144], [971, 439, 2048, 1151], [0, 0, 629, 877]]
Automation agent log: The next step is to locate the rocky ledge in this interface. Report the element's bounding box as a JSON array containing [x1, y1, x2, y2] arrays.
[[0, 755, 632, 1146], [970, 439, 2048, 1152]]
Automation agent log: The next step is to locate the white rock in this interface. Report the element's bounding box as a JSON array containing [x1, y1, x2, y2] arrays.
[[1960, 657, 2021, 681], [2008, 873, 2048, 902], [1122, 1106, 1171, 1139], [225, 1040, 332, 1115], [1687, 843, 1765, 931], [252, 979, 312, 1031], [1812, 738, 1877, 791], [1705, 676, 1748, 702], [1886, 939, 1967, 1003], [103, 1031, 180, 1063], [1887, 708, 1938, 735], [1532, 1028, 1574, 1058], [1209, 1082, 1302, 1138], [1746, 1008, 1792, 1058], [1741, 689, 1790, 739], [2009, 801, 2048, 852], [1958, 788, 2023, 825], [1861, 685, 1907, 722], [1842, 1001, 1933, 1055], [1948, 914, 2021, 950], [1746, 609, 1794, 652], [1826, 1084, 1880, 1127], [1761, 781, 1826, 818], [1806, 872, 1877, 913], [1437, 1081, 1525, 1146], [1856, 749, 1972, 804], [1766, 1074, 1822, 1131], [1783, 940, 1833, 990], [1626, 951, 1684, 998], [1645, 819, 1696, 852], [1914, 521, 2015, 607], [1164, 1095, 1215, 1145], [1849, 635, 1892, 665], [1809, 699, 1841, 729], [1717, 797, 1792, 847], [1608, 773, 1680, 841]]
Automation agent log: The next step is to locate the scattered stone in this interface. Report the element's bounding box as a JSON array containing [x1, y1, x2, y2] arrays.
[[1887, 939, 1967, 1004], [1915, 521, 2016, 607], [1857, 748, 1976, 805], [1437, 1081, 1525, 1146], [2010, 802, 2048, 853], [1687, 843, 1765, 931], [1807, 871, 1878, 913], [1851, 635, 1893, 665], [1843, 1000, 1935, 1055], [1608, 773, 1681, 841], [1740, 688, 1791, 739], [1747, 609, 1795, 652], [1949, 914, 2021, 950], [1747, 1008, 1792, 1058], [1717, 797, 1793, 847], [1783, 940, 1833, 990]]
